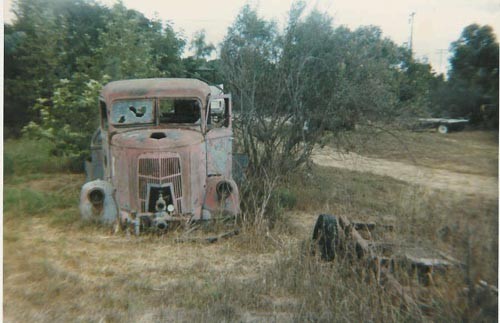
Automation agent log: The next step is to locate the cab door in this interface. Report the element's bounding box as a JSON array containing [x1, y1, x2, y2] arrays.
[[205, 95, 233, 178], [99, 99, 112, 180]]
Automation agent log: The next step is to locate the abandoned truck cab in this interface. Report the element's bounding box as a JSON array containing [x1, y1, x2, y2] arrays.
[[80, 78, 240, 232]]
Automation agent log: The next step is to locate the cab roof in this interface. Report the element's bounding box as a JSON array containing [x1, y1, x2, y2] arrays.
[[101, 78, 211, 103]]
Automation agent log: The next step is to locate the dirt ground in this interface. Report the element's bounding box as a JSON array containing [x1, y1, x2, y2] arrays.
[[312, 146, 498, 199]]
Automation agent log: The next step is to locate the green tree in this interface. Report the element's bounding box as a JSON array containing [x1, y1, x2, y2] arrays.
[[5, 0, 68, 135], [448, 24, 499, 124], [94, 3, 185, 79], [150, 20, 186, 77], [182, 29, 219, 82], [397, 52, 445, 119], [5, 0, 111, 136], [190, 29, 215, 59], [6, 0, 188, 164], [5, 0, 187, 138], [221, 4, 410, 223], [92, 2, 159, 79]]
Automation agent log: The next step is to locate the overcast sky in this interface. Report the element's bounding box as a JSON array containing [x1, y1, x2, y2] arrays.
[[4, 0, 500, 75]]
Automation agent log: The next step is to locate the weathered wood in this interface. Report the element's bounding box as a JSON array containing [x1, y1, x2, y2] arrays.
[[175, 229, 239, 244], [351, 226, 373, 258], [352, 221, 394, 231], [340, 214, 460, 274], [357, 226, 373, 240], [367, 241, 395, 255], [404, 255, 454, 269], [205, 229, 240, 243], [437, 251, 464, 267], [181, 224, 201, 236], [478, 280, 498, 295], [320, 214, 471, 306], [338, 214, 372, 259], [337, 214, 351, 231]]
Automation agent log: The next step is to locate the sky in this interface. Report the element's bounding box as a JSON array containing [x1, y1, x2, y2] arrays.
[[4, 0, 500, 75]]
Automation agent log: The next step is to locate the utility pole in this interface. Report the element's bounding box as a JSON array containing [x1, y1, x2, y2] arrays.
[[409, 12, 416, 56], [435, 49, 447, 74]]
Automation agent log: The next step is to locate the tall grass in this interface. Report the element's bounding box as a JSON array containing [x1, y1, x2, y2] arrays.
[[286, 164, 498, 282], [4, 138, 82, 227], [4, 138, 72, 176]]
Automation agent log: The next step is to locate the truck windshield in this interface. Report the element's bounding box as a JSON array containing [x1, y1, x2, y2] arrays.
[[159, 98, 201, 124], [111, 99, 154, 125]]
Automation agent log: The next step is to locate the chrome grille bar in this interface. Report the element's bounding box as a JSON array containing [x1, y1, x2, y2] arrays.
[[137, 152, 183, 213]]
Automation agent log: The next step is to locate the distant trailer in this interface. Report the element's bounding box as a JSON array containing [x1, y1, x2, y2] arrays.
[[416, 118, 469, 134]]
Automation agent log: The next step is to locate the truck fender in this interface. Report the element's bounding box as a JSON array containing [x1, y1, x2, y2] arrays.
[[79, 180, 118, 224], [202, 176, 240, 219]]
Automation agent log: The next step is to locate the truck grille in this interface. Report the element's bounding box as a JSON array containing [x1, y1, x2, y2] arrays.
[[137, 152, 183, 213]]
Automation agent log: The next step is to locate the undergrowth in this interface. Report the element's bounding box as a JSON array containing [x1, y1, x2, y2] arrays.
[[4, 138, 74, 176]]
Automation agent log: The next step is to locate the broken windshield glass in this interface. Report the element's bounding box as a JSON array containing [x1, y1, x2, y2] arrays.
[[111, 99, 154, 125]]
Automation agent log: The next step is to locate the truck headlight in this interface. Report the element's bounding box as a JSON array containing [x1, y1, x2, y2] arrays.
[[88, 188, 105, 207]]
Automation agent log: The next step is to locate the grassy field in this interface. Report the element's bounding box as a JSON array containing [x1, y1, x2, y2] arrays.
[[328, 127, 498, 177], [4, 131, 498, 322]]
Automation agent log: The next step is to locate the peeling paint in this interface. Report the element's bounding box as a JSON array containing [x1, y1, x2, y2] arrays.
[[80, 78, 240, 230]]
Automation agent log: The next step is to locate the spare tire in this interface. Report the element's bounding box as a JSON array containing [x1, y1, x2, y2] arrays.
[[312, 214, 339, 261]]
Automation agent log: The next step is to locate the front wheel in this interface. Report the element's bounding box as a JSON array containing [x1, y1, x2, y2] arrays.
[[312, 214, 339, 261]]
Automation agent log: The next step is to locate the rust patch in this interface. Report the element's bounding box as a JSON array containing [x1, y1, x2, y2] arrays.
[[80, 78, 240, 230]]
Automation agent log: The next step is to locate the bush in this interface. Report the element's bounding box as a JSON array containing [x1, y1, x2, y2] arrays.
[[275, 188, 297, 210], [22, 74, 109, 166], [4, 138, 71, 175]]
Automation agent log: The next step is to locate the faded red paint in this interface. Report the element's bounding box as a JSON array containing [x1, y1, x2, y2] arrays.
[[91, 78, 240, 228]]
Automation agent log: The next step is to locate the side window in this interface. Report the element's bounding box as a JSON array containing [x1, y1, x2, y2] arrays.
[[223, 97, 230, 128], [100, 100, 108, 131], [208, 98, 230, 129]]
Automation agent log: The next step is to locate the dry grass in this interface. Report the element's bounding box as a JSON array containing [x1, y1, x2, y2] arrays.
[[4, 130, 498, 322], [4, 205, 279, 321], [329, 128, 498, 177], [287, 165, 498, 283]]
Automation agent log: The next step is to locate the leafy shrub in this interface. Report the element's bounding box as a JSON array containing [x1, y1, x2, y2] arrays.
[[22, 74, 109, 166], [275, 188, 297, 210]]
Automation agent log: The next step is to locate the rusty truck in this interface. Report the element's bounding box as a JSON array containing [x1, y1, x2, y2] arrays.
[[79, 78, 240, 233]]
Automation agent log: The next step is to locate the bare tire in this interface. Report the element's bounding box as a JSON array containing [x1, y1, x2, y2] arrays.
[[312, 214, 339, 261], [437, 124, 448, 134]]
